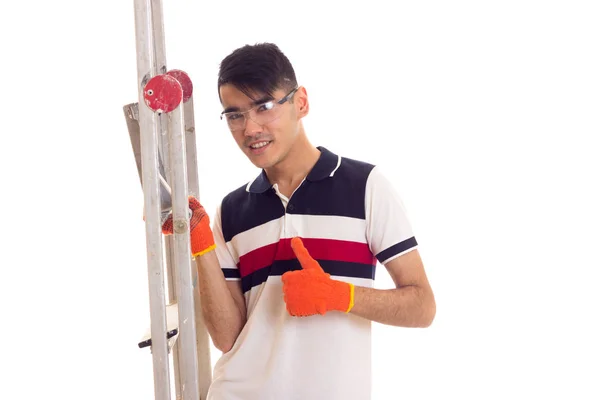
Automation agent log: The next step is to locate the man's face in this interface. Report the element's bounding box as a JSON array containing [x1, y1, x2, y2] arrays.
[[219, 84, 305, 170]]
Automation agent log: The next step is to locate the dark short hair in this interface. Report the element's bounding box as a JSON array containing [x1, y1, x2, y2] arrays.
[[218, 43, 298, 101]]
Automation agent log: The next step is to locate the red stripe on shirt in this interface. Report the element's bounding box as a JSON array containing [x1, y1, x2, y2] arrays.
[[237, 238, 376, 278]]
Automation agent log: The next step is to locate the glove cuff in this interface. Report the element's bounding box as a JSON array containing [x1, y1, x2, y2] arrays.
[[190, 218, 216, 257], [345, 283, 355, 313], [329, 280, 354, 314]]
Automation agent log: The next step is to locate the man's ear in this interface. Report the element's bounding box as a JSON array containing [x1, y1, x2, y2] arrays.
[[295, 86, 309, 118]]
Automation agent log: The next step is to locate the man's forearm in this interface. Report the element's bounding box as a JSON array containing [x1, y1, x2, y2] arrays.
[[195, 251, 245, 352], [349, 284, 436, 327]]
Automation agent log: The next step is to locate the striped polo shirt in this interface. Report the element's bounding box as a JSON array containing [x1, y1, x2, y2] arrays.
[[206, 147, 418, 400]]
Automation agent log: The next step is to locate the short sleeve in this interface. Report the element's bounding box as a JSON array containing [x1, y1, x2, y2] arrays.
[[365, 166, 418, 265], [212, 204, 240, 280]]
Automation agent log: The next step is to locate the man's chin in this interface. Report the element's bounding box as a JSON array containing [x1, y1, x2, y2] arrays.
[[246, 145, 277, 169], [250, 157, 275, 170]]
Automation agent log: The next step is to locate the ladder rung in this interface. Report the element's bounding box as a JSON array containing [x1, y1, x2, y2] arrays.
[[138, 302, 180, 351]]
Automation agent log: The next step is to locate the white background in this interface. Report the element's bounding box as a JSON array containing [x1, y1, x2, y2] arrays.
[[1, 0, 599, 399]]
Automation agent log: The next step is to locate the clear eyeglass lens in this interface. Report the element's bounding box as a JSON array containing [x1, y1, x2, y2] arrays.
[[224, 101, 283, 130]]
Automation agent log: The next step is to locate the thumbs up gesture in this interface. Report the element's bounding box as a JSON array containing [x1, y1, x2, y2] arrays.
[[281, 237, 355, 317]]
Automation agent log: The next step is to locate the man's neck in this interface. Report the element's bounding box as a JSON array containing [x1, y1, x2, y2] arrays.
[[264, 134, 321, 198]]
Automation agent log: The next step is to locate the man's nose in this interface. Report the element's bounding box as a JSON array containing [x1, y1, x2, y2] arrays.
[[243, 114, 262, 136]]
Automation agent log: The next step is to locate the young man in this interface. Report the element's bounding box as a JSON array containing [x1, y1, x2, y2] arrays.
[[163, 43, 436, 399]]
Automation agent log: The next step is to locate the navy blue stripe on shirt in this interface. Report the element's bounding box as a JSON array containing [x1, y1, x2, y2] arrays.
[[219, 155, 376, 242], [376, 237, 418, 264], [220, 188, 285, 242], [222, 268, 241, 279], [240, 259, 376, 293]]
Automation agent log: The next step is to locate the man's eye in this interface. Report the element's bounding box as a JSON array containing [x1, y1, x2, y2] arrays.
[[257, 102, 275, 112], [227, 113, 243, 121]]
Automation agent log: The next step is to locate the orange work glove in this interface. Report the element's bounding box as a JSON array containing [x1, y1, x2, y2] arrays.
[[281, 237, 355, 317], [161, 196, 216, 257]]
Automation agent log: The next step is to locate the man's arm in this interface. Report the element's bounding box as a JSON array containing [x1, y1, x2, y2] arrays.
[[282, 166, 435, 324], [353, 164, 435, 327], [162, 198, 246, 353], [349, 249, 436, 327], [195, 250, 246, 353]]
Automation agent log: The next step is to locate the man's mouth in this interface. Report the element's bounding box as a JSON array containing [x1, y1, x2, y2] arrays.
[[249, 141, 271, 149]]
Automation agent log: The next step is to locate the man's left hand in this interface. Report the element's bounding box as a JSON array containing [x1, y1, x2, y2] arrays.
[[281, 237, 355, 317]]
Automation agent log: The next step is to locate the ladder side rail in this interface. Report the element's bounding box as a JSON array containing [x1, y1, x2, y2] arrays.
[[168, 99, 201, 400], [133, 0, 171, 399], [167, 69, 213, 397], [182, 93, 213, 398], [164, 234, 182, 399], [147, 2, 184, 396]]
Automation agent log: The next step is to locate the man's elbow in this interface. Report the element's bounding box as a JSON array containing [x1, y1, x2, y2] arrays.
[[213, 338, 235, 353], [418, 293, 436, 327], [212, 327, 244, 353]]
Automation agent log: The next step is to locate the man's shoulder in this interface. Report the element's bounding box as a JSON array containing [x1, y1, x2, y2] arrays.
[[341, 154, 376, 169], [336, 152, 377, 181]]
